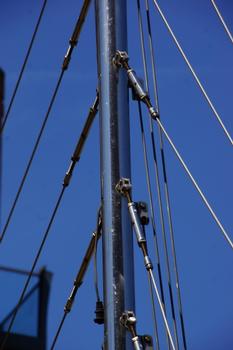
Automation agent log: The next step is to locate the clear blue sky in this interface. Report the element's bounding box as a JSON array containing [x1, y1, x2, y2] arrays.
[[0, 1, 233, 349]]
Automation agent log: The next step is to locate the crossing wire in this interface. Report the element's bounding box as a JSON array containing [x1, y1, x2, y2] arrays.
[[0, 93, 99, 350], [0, 0, 47, 134], [211, 0, 233, 44], [136, 1, 180, 348], [137, 100, 170, 350], [152, 0, 233, 146], [0, 0, 92, 243], [144, 0, 188, 348]]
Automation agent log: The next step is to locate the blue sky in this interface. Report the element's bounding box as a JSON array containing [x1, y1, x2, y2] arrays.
[[0, 1, 233, 349]]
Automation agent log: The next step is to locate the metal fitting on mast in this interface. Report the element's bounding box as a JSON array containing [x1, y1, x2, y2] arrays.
[[113, 51, 159, 120], [116, 178, 153, 271], [120, 311, 143, 350], [120, 311, 154, 350]]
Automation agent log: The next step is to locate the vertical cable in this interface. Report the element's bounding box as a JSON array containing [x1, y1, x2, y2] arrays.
[[144, 1, 188, 347], [143, 225, 160, 350], [136, 1, 180, 348]]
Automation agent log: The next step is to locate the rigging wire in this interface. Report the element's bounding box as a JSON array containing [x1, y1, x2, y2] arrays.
[[0, 0, 47, 134], [144, 225, 160, 350], [50, 314, 67, 350], [50, 208, 102, 350], [137, 100, 172, 350], [0, 0, 92, 243], [152, 0, 233, 146], [0, 188, 65, 350], [113, 50, 233, 249], [148, 269, 176, 350], [0, 93, 99, 350], [144, 0, 188, 348], [148, 273, 160, 350], [0, 70, 64, 243], [210, 0, 233, 44], [136, 1, 179, 348], [155, 116, 233, 250], [94, 208, 102, 302]]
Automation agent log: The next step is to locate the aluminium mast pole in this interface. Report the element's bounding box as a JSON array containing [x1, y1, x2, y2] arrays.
[[95, 1, 135, 349]]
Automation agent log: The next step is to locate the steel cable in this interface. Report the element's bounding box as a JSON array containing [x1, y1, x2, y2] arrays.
[[0, 70, 64, 243], [50, 208, 102, 350], [211, 0, 233, 44], [0, 93, 99, 350], [155, 116, 233, 249], [0, 188, 65, 350], [148, 269, 176, 350], [136, 1, 180, 348], [1, 0, 47, 134], [137, 101, 171, 350], [50, 313, 67, 350], [0, 0, 92, 243], [144, 226, 160, 350], [152, 0, 233, 146], [144, 0, 188, 348]]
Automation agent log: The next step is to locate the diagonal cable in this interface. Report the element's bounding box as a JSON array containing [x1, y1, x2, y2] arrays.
[[0, 70, 63, 243], [0, 0, 92, 243], [50, 208, 102, 350], [155, 116, 233, 249], [152, 0, 233, 146], [1, 0, 47, 134], [115, 51, 233, 251], [145, 0, 188, 348], [0, 188, 65, 350], [148, 269, 176, 350], [211, 0, 233, 44], [136, 1, 180, 348], [0, 93, 99, 350]]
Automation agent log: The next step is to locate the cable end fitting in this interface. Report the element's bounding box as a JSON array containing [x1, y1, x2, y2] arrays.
[[115, 178, 132, 198], [113, 50, 129, 68], [144, 255, 153, 271], [64, 298, 73, 313], [63, 173, 71, 187], [148, 106, 159, 120]]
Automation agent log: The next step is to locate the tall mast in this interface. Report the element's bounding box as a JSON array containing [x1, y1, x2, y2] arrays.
[[95, 1, 135, 349]]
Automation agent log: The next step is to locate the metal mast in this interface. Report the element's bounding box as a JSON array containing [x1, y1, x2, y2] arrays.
[[95, 1, 135, 349]]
